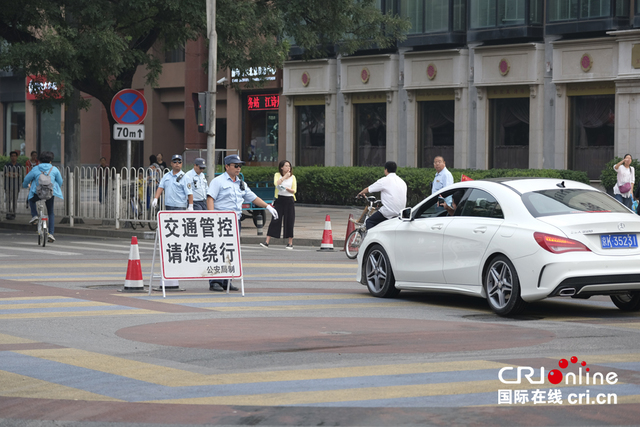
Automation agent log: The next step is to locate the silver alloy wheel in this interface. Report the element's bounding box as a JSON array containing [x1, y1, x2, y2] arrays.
[[366, 249, 388, 293], [487, 260, 514, 309]]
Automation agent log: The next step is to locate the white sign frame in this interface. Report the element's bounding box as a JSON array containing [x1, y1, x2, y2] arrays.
[[157, 211, 242, 281], [113, 124, 145, 141]]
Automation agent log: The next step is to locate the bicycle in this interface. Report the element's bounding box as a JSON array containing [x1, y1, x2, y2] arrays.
[[36, 200, 49, 247], [345, 195, 381, 259], [123, 183, 145, 230]]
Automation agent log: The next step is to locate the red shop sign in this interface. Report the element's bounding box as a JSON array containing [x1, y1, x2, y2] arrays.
[[26, 75, 63, 101], [247, 94, 280, 111]]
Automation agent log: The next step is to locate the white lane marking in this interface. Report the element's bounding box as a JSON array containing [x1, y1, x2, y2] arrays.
[[70, 241, 155, 249], [12, 242, 149, 255], [0, 246, 81, 256]]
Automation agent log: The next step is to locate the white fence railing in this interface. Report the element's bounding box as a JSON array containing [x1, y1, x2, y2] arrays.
[[0, 165, 174, 229]]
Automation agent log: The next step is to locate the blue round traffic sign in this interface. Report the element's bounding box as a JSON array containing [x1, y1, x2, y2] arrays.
[[111, 89, 148, 124]]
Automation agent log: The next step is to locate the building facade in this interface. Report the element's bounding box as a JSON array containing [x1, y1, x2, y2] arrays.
[[283, 0, 640, 179], [3, 0, 640, 179], [0, 38, 286, 168]]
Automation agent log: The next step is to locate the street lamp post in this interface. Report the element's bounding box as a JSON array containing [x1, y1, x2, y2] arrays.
[[206, 0, 217, 182]]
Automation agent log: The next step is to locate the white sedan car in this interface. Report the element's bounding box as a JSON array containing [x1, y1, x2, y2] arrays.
[[356, 178, 640, 316]]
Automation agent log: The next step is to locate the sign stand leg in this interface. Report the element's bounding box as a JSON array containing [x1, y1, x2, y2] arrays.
[[148, 227, 166, 298], [241, 277, 245, 297], [148, 229, 158, 296]]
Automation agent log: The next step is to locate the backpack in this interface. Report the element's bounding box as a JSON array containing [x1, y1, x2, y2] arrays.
[[36, 167, 54, 201]]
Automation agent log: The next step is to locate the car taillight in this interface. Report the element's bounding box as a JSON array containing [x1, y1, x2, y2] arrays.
[[534, 232, 591, 254]]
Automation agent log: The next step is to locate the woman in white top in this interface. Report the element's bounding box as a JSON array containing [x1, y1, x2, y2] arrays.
[[613, 154, 635, 209], [261, 160, 297, 249]]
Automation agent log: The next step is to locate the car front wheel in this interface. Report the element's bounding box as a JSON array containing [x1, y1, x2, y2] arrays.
[[610, 293, 640, 311], [364, 244, 400, 298], [484, 255, 525, 316]]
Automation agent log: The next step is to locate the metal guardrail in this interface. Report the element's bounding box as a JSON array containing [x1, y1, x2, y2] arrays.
[[1, 147, 246, 230], [1, 165, 166, 229]]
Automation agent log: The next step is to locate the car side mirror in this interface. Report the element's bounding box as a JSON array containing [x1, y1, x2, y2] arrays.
[[401, 207, 412, 221]]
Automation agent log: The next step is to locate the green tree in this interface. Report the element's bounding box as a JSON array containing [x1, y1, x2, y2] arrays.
[[0, 0, 408, 168]]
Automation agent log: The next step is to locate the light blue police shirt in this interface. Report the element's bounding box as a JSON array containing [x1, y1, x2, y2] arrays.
[[207, 172, 257, 217], [159, 170, 192, 208], [184, 169, 208, 202], [432, 166, 454, 195]]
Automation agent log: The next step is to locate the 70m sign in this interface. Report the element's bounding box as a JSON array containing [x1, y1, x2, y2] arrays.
[[113, 124, 145, 141]]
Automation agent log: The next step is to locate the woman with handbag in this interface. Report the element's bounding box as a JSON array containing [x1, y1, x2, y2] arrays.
[[260, 160, 297, 249], [614, 154, 635, 209]]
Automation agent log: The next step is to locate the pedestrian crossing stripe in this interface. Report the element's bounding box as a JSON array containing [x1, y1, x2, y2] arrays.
[[0, 262, 357, 270], [129, 292, 417, 311], [1, 347, 639, 406], [0, 369, 122, 401], [0, 296, 160, 319]]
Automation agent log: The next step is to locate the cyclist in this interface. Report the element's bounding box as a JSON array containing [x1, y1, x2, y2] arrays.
[[356, 161, 407, 230], [22, 151, 63, 243]]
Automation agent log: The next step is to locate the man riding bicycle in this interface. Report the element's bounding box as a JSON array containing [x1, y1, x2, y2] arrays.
[[357, 161, 407, 230], [22, 151, 63, 243]]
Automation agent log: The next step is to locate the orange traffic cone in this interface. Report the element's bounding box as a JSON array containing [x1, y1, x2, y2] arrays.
[[318, 214, 334, 251], [343, 213, 355, 252], [123, 236, 144, 292]]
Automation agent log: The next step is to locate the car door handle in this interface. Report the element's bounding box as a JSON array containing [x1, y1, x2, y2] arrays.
[[473, 226, 487, 233], [431, 224, 443, 230]]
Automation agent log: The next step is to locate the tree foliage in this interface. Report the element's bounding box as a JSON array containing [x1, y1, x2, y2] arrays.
[[0, 0, 408, 167]]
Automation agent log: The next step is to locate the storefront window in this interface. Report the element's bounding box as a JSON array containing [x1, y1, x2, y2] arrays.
[[401, 0, 465, 33], [4, 102, 25, 155], [489, 97, 530, 169], [296, 105, 325, 166], [355, 103, 386, 166], [570, 95, 614, 179], [420, 100, 454, 168], [37, 103, 62, 163], [548, 0, 578, 21], [470, 0, 497, 28], [401, 0, 425, 34], [244, 94, 279, 164], [581, 0, 610, 18], [498, 0, 525, 25], [548, 0, 619, 21]]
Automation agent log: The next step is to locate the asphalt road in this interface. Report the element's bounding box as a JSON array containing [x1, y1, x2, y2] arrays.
[[1, 229, 640, 426]]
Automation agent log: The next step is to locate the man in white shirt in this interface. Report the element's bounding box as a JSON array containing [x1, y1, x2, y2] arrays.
[[432, 156, 454, 195], [357, 161, 407, 230]]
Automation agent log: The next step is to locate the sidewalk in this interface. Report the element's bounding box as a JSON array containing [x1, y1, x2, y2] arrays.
[[0, 205, 362, 249]]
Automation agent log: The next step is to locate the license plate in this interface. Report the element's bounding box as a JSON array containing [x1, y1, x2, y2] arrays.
[[600, 234, 638, 249]]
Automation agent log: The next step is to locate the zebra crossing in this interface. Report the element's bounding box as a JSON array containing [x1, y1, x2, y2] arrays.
[[0, 339, 638, 407]]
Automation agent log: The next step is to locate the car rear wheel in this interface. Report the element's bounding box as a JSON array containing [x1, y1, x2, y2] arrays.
[[364, 244, 399, 298], [484, 255, 525, 316], [610, 293, 640, 311]]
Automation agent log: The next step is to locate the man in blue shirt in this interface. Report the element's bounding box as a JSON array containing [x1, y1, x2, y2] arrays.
[[152, 154, 192, 210], [183, 157, 208, 210], [432, 156, 454, 195], [206, 154, 278, 291]]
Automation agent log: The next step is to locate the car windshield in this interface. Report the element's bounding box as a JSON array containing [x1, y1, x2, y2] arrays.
[[522, 189, 630, 217]]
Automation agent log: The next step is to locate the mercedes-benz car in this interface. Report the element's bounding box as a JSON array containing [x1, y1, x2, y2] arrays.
[[356, 178, 640, 316]]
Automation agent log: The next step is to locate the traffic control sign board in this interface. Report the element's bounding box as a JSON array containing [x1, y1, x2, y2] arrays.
[[110, 89, 147, 124]]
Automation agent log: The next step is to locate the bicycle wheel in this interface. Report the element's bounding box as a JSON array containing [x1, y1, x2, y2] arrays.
[[129, 200, 137, 230], [137, 201, 146, 229], [345, 229, 364, 259], [41, 219, 48, 247], [148, 206, 158, 230], [37, 221, 42, 246]]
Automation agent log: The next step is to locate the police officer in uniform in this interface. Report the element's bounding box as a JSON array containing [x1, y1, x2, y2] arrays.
[[152, 154, 192, 210], [206, 154, 278, 291], [183, 157, 208, 210]]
